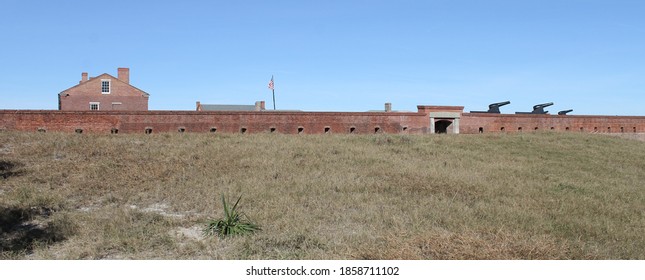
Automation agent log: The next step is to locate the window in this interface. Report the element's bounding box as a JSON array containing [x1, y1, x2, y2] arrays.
[[89, 102, 100, 111], [101, 79, 110, 94]]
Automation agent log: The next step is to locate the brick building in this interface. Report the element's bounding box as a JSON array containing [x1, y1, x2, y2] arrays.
[[58, 68, 149, 111]]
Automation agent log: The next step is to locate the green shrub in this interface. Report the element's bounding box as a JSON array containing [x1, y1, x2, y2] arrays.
[[204, 195, 260, 238]]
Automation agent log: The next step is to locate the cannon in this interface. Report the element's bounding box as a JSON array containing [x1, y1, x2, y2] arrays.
[[558, 109, 573, 115], [516, 102, 554, 114], [470, 101, 511, 113]]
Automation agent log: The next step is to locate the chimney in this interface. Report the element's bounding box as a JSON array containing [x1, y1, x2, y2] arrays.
[[254, 101, 266, 111], [118, 68, 130, 84], [80, 72, 88, 83], [196, 101, 201, 111], [385, 102, 392, 112]]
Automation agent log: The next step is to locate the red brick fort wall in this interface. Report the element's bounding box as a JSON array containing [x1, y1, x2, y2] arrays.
[[1, 110, 644, 134], [460, 113, 645, 134], [0, 110, 428, 134]]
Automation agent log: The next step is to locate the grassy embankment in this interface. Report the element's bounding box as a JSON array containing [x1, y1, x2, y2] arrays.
[[1, 131, 644, 259]]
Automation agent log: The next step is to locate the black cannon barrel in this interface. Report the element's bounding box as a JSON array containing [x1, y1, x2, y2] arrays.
[[516, 102, 554, 114], [490, 101, 511, 108], [470, 101, 511, 113], [558, 109, 573, 115], [533, 102, 554, 110]]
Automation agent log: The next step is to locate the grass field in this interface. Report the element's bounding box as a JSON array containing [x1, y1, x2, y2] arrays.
[[1, 131, 644, 259]]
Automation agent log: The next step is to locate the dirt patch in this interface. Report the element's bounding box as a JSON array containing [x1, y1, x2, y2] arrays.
[[129, 203, 187, 218], [173, 225, 204, 241]]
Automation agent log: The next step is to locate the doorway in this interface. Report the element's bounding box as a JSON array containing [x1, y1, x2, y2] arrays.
[[434, 120, 452, 134]]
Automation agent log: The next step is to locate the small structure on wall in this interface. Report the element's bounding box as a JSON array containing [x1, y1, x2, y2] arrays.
[[58, 68, 150, 111], [196, 101, 266, 111]]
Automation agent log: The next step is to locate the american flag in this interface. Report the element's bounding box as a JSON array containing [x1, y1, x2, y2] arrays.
[[268, 76, 274, 90]]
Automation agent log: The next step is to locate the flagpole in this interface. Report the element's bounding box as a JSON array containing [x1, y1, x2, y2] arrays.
[[271, 75, 276, 110]]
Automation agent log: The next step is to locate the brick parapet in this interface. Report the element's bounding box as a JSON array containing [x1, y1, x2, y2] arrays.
[[2, 110, 644, 134], [0, 110, 427, 134], [461, 113, 645, 133]]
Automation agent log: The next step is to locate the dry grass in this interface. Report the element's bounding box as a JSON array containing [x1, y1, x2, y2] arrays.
[[1, 131, 644, 259], [613, 133, 645, 142]]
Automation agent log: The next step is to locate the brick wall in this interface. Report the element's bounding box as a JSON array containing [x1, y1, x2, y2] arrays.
[[460, 113, 645, 134], [0, 110, 427, 134], [59, 95, 149, 111], [2, 110, 644, 134]]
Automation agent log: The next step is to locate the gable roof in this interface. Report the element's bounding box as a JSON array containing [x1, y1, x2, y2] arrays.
[[59, 73, 150, 97]]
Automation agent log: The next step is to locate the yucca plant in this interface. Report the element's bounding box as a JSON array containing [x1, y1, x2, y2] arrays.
[[203, 195, 260, 238]]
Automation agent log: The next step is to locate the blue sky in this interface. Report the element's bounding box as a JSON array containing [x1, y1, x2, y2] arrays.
[[1, 0, 644, 115]]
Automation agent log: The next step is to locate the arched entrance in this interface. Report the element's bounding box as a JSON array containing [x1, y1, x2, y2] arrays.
[[434, 120, 453, 134]]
